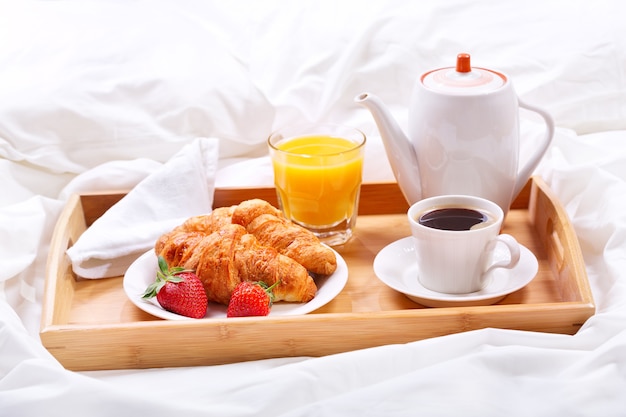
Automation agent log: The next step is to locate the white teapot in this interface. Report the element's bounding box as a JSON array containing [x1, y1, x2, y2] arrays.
[[356, 53, 554, 215]]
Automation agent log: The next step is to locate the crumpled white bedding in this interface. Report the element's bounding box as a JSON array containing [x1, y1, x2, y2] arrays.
[[1, 0, 626, 415]]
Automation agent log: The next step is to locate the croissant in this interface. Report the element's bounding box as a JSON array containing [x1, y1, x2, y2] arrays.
[[169, 199, 337, 276], [231, 199, 337, 276], [156, 223, 317, 305], [180, 206, 235, 233]]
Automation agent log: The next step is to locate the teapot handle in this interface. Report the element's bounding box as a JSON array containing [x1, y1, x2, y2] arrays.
[[514, 99, 555, 198]]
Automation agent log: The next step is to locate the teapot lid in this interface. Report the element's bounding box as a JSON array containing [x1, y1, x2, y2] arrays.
[[421, 53, 506, 94]]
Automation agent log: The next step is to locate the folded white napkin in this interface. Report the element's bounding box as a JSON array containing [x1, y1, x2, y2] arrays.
[[66, 137, 219, 279]]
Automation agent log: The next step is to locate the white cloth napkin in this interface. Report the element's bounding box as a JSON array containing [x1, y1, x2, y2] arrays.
[[66, 137, 219, 278]]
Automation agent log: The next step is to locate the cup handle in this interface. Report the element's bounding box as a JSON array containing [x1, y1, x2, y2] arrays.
[[513, 99, 555, 199], [483, 234, 521, 274]]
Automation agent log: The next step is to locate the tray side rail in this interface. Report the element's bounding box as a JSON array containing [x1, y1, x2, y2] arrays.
[[529, 177, 594, 307], [41, 194, 87, 330]]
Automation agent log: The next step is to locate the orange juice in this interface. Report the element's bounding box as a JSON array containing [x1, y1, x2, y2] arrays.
[[270, 134, 364, 227]]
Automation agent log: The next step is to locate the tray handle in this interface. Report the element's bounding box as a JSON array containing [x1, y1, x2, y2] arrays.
[[529, 177, 592, 304]]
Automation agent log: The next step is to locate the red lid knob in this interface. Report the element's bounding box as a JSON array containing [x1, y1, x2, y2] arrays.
[[456, 53, 471, 73]]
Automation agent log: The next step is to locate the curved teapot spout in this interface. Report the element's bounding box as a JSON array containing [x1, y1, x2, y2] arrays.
[[355, 92, 422, 205]]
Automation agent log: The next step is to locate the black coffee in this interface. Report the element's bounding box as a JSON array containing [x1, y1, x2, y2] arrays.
[[418, 208, 490, 231]]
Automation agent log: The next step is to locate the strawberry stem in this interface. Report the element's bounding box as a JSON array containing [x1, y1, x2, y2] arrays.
[[261, 280, 281, 306], [142, 256, 189, 299]]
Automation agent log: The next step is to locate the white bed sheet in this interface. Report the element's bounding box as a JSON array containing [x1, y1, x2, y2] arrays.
[[1, 0, 626, 415]]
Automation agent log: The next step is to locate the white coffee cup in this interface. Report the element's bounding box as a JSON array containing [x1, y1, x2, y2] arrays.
[[407, 195, 521, 294]]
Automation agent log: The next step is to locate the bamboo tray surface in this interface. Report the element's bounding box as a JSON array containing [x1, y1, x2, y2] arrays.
[[41, 177, 594, 371]]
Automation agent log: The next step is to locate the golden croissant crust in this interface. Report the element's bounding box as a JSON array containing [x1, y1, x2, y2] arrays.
[[156, 224, 317, 305], [232, 200, 337, 275], [166, 199, 337, 276]]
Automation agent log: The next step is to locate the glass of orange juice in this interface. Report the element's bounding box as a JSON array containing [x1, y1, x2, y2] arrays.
[[268, 123, 366, 246]]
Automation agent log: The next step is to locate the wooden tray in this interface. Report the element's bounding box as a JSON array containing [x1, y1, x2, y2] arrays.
[[40, 176, 594, 371]]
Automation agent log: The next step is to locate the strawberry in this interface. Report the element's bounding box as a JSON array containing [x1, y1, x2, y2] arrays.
[[226, 281, 280, 318], [142, 256, 208, 319]]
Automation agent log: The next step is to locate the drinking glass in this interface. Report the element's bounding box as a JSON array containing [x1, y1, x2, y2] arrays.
[[268, 123, 366, 246]]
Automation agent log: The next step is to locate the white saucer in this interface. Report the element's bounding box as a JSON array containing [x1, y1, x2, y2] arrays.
[[373, 237, 539, 307], [123, 248, 348, 320]]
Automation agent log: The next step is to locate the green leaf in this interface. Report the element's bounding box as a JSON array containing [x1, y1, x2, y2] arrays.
[[142, 276, 165, 299]]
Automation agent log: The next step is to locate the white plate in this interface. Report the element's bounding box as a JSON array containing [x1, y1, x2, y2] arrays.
[[373, 237, 539, 307], [123, 248, 348, 320]]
